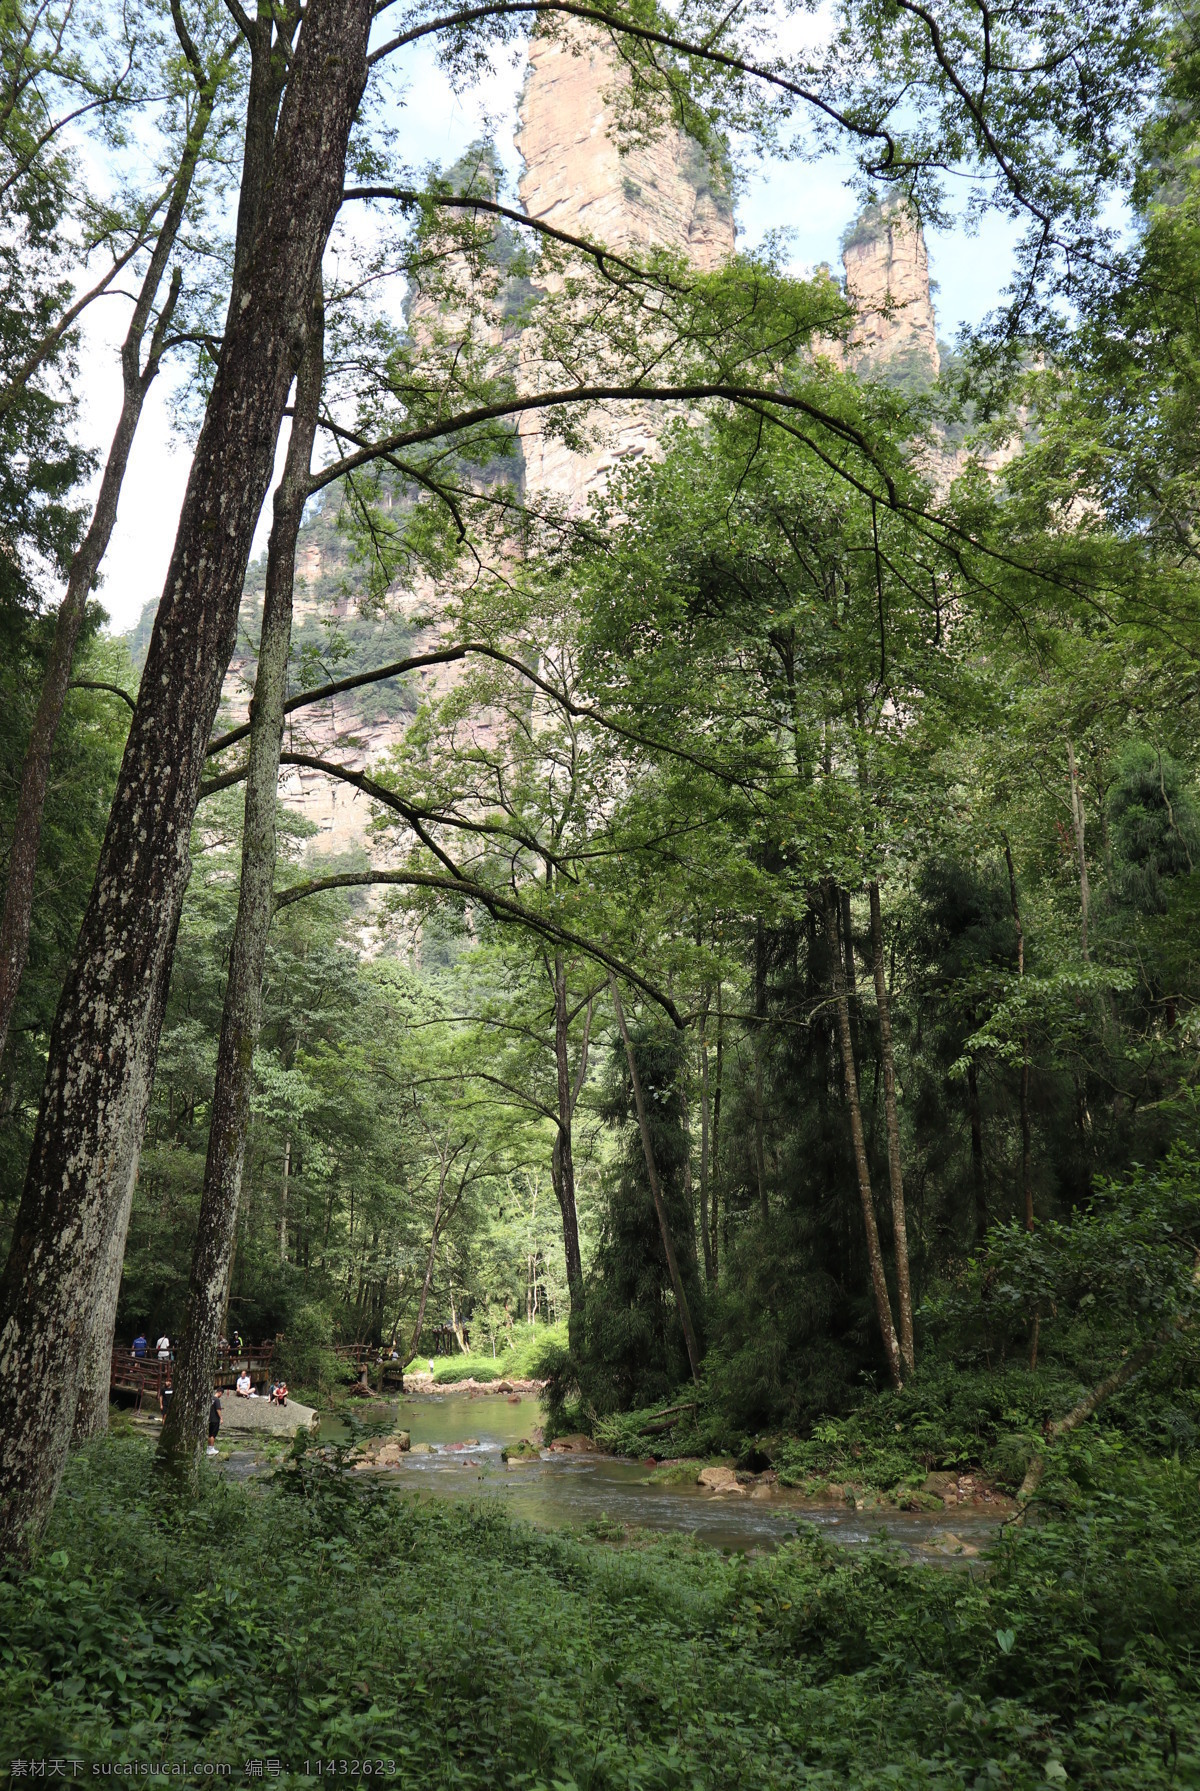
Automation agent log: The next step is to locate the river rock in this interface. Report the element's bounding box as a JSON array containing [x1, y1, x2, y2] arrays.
[[923, 1470, 965, 1505], [374, 1436, 411, 1464], [409, 1441, 434, 1455], [218, 1396, 318, 1437], [698, 1466, 746, 1495], [548, 1433, 595, 1453], [927, 1530, 980, 1557], [502, 1441, 541, 1462], [901, 1488, 946, 1512], [354, 1432, 412, 1468]]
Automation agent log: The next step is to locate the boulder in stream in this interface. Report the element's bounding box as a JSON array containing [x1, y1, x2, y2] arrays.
[[219, 1396, 318, 1438], [358, 1433, 411, 1467], [547, 1433, 596, 1454], [502, 1441, 541, 1463], [702, 1468, 748, 1497], [926, 1530, 980, 1557]]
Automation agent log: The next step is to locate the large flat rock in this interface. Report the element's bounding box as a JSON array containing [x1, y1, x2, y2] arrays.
[[218, 1395, 318, 1436]]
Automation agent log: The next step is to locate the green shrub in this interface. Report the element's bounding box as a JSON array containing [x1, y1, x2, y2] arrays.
[[0, 1436, 1196, 1785], [426, 1322, 570, 1388], [274, 1301, 341, 1399], [433, 1360, 499, 1384]]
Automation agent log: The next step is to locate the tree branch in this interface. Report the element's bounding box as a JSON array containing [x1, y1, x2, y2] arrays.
[[68, 680, 136, 712], [273, 867, 683, 1024]]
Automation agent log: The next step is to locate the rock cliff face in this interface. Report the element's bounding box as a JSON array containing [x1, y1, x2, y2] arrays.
[[516, 28, 733, 266], [841, 203, 940, 383], [212, 42, 943, 858], [515, 25, 735, 512]]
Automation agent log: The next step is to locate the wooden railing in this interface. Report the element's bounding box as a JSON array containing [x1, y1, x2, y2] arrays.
[[112, 1327, 473, 1407], [110, 1341, 278, 1408]]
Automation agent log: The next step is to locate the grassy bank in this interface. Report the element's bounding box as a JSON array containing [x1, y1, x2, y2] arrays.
[[1, 1433, 1197, 1786], [422, 1322, 567, 1387]]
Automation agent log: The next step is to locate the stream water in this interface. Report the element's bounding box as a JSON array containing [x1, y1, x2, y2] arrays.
[[311, 1391, 1003, 1561]]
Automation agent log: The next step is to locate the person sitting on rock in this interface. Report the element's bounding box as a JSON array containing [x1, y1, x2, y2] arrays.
[[270, 1380, 288, 1406], [235, 1369, 252, 1397]]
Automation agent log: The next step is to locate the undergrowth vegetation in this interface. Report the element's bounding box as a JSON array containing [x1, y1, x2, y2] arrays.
[[0, 1435, 1197, 1787], [425, 1323, 569, 1387]]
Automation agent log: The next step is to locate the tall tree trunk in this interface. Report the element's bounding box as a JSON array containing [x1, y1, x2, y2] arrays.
[[0, 40, 224, 1065], [711, 984, 723, 1278], [1003, 838, 1034, 1232], [868, 880, 914, 1375], [840, 887, 863, 1072], [449, 1279, 468, 1353], [608, 976, 702, 1382], [0, 0, 374, 1562], [279, 1136, 292, 1263], [822, 883, 902, 1389], [407, 1169, 447, 1365], [753, 919, 769, 1225], [71, 1167, 138, 1445], [698, 996, 714, 1286], [966, 1060, 987, 1239], [160, 301, 323, 1477], [551, 953, 588, 1350], [1066, 739, 1090, 962]]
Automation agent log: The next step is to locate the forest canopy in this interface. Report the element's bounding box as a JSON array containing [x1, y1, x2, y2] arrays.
[[1, 0, 1199, 1780]]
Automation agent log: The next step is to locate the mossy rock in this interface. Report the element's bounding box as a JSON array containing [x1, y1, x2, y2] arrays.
[[645, 1460, 704, 1486], [502, 1441, 541, 1462], [898, 1487, 946, 1513]]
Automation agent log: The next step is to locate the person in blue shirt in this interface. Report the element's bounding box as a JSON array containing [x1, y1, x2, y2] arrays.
[[132, 1332, 147, 1358]]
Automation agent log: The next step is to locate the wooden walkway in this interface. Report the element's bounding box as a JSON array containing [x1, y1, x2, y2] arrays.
[[110, 1329, 472, 1408], [110, 1342, 277, 1410]]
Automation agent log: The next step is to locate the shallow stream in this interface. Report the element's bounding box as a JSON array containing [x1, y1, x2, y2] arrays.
[[313, 1391, 1002, 1561]]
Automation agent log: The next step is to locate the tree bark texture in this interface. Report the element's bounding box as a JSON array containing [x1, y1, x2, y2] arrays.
[[0, 50, 220, 1065], [822, 884, 902, 1389], [407, 1173, 447, 1365], [279, 1136, 291, 1262], [868, 880, 914, 1375], [698, 999, 713, 1286], [1066, 739, 1090, 962], [753, 919, 769, 1226], [555, 959, 587, 1311], [70, 1167, 138, 1445], [711, 985, 723, 1277], [160, 296, 323, 1478], [967, 1060, 987, 1239], [551, 955, 589, 1351], [0, 0, 374, 1561], [608, 976, 702, 1383], [1003, 838, 1034, 1232]]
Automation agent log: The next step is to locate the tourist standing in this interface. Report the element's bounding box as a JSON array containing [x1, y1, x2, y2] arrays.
[[207, 1387, 222, 1454]]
